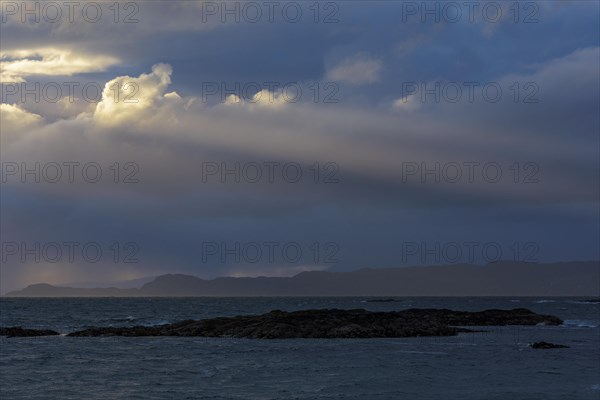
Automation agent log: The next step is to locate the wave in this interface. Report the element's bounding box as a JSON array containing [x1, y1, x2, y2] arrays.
[[140, 319, 171, 326], [567, 300, 600, 305], [97, 316, 171, 327], [98, 316, 136, 323], [562, 320, 599, 328]]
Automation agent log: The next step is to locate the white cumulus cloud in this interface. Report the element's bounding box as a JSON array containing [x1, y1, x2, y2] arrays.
[[0, 48, 119, 82], [93, 63, 183, 127], [326, 54, 383, 85]]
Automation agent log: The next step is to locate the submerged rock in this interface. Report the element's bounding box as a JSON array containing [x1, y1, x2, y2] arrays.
[[67, 308, 562, 339], [0, 327, 60, 337], [530, 341, 569, 349]]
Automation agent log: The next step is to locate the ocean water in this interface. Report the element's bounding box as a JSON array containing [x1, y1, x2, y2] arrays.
[[1, 297, 598, 400]]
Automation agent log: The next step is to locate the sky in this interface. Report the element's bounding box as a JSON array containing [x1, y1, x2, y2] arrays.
[[0, 0, 599, 293]]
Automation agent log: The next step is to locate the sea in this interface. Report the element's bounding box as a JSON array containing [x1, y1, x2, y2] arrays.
[[1, 297, 599, 400]]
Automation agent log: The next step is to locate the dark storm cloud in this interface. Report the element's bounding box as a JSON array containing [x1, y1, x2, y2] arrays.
[[1, 1, 598, 292]]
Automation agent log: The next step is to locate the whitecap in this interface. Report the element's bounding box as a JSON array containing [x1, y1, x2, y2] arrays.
[[562, 320, 599, 328], [567, 300, 600, 305], [141, 319, 170, 327]]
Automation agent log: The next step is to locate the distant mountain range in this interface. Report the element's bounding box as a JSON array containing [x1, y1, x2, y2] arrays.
[[4, 261, 599, 297]]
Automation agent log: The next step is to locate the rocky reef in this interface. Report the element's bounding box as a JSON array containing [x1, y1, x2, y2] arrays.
[[65, 308, 561, 339], [1, 308, 563, 339]]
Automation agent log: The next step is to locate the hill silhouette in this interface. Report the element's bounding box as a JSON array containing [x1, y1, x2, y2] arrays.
[[4, 261, 599, 297]]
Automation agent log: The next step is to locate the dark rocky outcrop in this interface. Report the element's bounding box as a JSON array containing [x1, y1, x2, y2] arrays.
[[66, 308, 562, 339], [530, 341, 569, 349], [580, 298, 600, 303], [0, 327, 60, 337]]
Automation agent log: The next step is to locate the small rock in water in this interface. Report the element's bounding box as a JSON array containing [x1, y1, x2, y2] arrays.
[[581, 298, 600, 304], [530, 341, 569, 349], [0, 327, 60, 337]]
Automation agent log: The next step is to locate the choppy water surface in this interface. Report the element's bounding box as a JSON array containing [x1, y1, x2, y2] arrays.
[[1, 297, 599, 399]]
